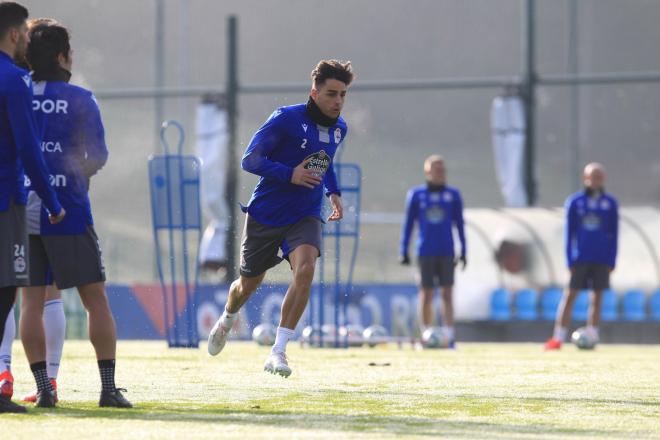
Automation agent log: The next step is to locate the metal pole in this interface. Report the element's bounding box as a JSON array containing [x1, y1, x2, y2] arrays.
[[225, 16, 239, 281], [154, 0, 165, 150], [522, 0, 537, 206], [568, 0, 580, 191]]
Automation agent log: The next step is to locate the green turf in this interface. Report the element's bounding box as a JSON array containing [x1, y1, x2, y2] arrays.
[[4, 341, 660, 439]]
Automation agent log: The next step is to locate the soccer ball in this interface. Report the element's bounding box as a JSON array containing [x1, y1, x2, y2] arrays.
[[362, 325, 388, 347], [339, 324, 365, 347], [301, 325, 337, 347], [571, 327, 597, 350], [252, 323, 276, 346], [421, 327, 451, 349]]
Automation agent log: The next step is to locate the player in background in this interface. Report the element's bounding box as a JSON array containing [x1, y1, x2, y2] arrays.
[[545, 163, 618, 350], [15, 18, 131, 407], [0, 2, 64, 413], [208, 60, 354, 377], [399, 155, 466, 348]]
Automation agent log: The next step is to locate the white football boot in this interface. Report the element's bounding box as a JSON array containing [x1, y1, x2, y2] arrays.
[[207, 317, 231, 356], [264, 351, 292, 378]]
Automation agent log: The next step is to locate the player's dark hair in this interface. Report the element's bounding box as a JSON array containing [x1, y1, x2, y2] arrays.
[[311, 60, 355, 88], [0, 2, 28, 40], [26, 19, 71, 82]]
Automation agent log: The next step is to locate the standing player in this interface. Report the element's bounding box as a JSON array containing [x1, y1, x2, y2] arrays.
[[545, 163, 618, 350], [399, 155, 466, 348], [15, 18, 131, 408], [207, 60, 354, 377], [0, 2, 65, 413]]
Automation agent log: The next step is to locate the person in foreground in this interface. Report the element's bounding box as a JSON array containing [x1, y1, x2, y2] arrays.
[[16, 18, 131, 408], [208, 60, 354, 377]]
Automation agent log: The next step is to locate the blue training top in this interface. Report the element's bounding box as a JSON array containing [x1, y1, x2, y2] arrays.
[[400, 184, 466, 258], [27, 80, 108, 235], [241, 103, 345, 226], [565, 190, 618, 268], [0, 51, 61, 215]]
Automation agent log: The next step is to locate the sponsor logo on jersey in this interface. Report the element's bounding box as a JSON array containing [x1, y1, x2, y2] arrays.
[[582, 213, 601, 231], [22, 75, 31, 88], [23, 175, 67, 187], [33, 98, 68, 114], [303, 150, 331, 176], [425, 207, 445, 224], [41, 141, 63, 153], [302, 123, 308, 132], [334, 127, 341, 144]]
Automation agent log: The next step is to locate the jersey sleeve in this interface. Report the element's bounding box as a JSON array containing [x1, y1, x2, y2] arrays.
[[323, 158, 340, 197], [400, 189, 417, 256], [241, 109, 294, 182], [565, 197, 577, 267], [454, 190, 466, 257], [7, 75, 61, 214], [78, 93, 108, 178], [608, 197, 619, 268]]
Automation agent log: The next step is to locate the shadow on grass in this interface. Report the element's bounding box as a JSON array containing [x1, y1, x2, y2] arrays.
[[18, 402, 631, 439], [317, 389, 660, 408]]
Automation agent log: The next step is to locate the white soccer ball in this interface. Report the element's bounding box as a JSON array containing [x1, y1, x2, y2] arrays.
[[362, 325, 388, 347], [421, 327, 451, 349], [339, 324, 365, 347], [252, 323, 276, 346], [301, 325, 336, 347], [571, 327, 597, 350]]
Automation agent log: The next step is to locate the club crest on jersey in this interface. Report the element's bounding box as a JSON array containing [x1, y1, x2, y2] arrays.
[[443, 192, 453, 202], [334, 127, 341, 144], [600, 199, 610, 210], [303, 150, 331, 176]]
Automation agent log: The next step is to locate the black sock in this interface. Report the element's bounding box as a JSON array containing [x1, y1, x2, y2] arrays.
[[30, 361, 52, 393], [98, 359, 116, 392], [0, 287, 17, 343]]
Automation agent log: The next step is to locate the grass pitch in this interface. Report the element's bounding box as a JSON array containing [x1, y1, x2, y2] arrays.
[[4, 340, 660, 439]]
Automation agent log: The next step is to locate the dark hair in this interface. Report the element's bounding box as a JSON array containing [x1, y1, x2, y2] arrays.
[[26, 19, 71, 81], [311, 60, 355, 88], [0, 2, 28, 40]]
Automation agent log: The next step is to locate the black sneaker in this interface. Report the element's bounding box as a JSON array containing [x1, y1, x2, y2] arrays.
[[35, 390, 57, 408], [0, 395, 27, 413], [99, 388, 132, 408]]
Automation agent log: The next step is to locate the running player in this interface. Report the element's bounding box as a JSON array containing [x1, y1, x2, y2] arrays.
[[17, 18, 131, 407], [0, 2, 64, 413], [400, 155, 466, 348], [207, 60, 354, 377], [545, 163, 618, 350]]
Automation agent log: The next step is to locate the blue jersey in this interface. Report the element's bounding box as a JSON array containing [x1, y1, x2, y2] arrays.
[[28, 80, 108, 235], [400, 185, 466, 258], [565, 191, 618, 268], [241, 103, 344, 226], [0, 51, 61, 215]]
